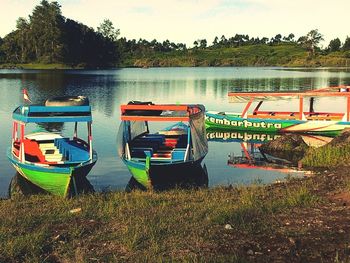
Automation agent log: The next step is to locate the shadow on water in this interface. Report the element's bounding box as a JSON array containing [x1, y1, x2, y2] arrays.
[[8, 172, 94, 199], [125, 164, 209, 192]]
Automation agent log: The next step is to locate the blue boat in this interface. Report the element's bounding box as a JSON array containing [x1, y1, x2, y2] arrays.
[[7, 104, 97, 197]]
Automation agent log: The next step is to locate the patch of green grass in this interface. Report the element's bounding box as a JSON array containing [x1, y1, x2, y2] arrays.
[[0, 63, 79, 69], [0, 183, 319, 262], [302, 145, 350, 168], [212, 184, 318, 232]]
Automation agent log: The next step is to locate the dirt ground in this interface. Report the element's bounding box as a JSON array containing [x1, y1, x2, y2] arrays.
[[213, 168, 350, 263]]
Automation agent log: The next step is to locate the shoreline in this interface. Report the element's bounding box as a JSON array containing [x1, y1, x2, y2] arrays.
[[1, 63, 350, 70]]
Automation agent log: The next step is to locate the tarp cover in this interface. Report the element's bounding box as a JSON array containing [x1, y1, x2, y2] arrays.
[[189, 111, 208, 161], [117, 120, 148, 158]]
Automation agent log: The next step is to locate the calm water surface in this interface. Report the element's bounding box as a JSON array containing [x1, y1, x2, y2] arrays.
[[1, 67, 350, 197]]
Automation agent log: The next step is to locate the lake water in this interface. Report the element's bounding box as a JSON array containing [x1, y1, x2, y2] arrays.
[[1, 67, 350, 197]]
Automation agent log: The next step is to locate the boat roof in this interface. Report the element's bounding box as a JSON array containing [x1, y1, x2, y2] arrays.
[[120, 104, 205, 121], [13, 105, 92, 123], [228, 86, 350, 102]]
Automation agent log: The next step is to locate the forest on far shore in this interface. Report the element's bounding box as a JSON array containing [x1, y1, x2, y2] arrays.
[[1, 0, 350, 68]]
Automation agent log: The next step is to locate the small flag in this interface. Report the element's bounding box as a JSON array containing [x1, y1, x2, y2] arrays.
[[23, 89, 32, 103]]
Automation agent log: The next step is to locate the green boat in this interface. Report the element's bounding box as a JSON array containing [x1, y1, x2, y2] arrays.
[[7, 103, 97, 197], [206, 86, 350, 136], [117, 102, 208, 189]]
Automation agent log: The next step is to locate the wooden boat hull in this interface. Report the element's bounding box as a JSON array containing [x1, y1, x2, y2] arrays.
[[7, 149, 97, 197], [124, 157, 206, 190], [205, 111, 350, 136]]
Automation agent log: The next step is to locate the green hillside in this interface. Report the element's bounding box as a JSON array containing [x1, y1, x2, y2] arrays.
[[123, 43, 350, 68]]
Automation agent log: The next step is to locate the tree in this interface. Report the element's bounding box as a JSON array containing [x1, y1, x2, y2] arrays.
[[299, 29, 324, 55], [220, 35, 227, 47], [283, 33, 295, 42], [343, 37, 350, 51], [199, 39, 207, 49], [328, 38, 341, 52], [29, 0, 65, 62], [212, 36, 219, 47], [271, 34, 282, 44], [16, 17, 30, 62], [97, 19, 120, 42], [193, 40, 198, 48]]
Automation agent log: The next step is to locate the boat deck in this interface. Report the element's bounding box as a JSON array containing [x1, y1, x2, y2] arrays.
[[129, 133, 188, 162], [13, 137, 90, 165]]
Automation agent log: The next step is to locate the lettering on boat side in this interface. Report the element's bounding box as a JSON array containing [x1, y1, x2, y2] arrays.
[[206, 116, 282, 129], [207, 132, 281, 142]]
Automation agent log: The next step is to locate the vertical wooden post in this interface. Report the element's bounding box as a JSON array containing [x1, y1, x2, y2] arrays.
[[20, 124, 25, 162], [74, 122, 78, 138], [347, 96, 350, 122], [253, 101, 263, 115], [299, 96, 304, 120], [12, 122, 16, 153], [88, 122, 93, 160], [241, 97, 254, 118]]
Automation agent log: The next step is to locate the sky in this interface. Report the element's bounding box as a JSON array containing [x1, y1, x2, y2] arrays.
[[0, 0, 349, 47]]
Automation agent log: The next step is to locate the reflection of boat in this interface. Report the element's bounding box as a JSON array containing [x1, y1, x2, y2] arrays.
[[8, 172, 94, 198], [207, 130, 281, 143], [206, 129, 334, 172], [125, 164, 208, 191], [117, 103, 208, 189], [7, 104, 97, 197], [206, 129, 334, 147], [228, 142, 300, 173], [206, 86, 350, 135]]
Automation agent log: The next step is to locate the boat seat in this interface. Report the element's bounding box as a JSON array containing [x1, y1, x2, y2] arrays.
[[171, 149, 186, 161], [131, 147, 153, 158], [129, 140, 161, 152], [175, 135, 188, 148], [56, 139, 90, 162], [13, 139, 46, 163]]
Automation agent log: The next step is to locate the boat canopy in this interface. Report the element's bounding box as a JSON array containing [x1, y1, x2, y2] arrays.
[[117, 104, 208, 162], [13, 105, 92, 123], [228, 86, 350, 103]]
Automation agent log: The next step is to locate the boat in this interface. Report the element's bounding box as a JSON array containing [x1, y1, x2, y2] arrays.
[[206, 86, 350, 135], [117, 103, 208, 189], [7, 103, 97, 197]]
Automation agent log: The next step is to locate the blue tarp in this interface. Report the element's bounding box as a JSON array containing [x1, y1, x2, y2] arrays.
[[13, 105, 92, 123]]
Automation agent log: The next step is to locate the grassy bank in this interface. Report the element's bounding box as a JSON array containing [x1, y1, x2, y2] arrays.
[[123, 44, 350, 68], [0, 63, 79, 70], [1, 170, 350, 262]]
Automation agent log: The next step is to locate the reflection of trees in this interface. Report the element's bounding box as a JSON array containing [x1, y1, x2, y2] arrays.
[[4, 69, 350, 122]]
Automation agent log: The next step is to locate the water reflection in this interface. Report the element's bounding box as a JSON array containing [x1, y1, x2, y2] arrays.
[[1, 67, 350, 197], [8, 172, 94, 199], [125, 164, 209, 192], [207, 129, 334, 174]]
